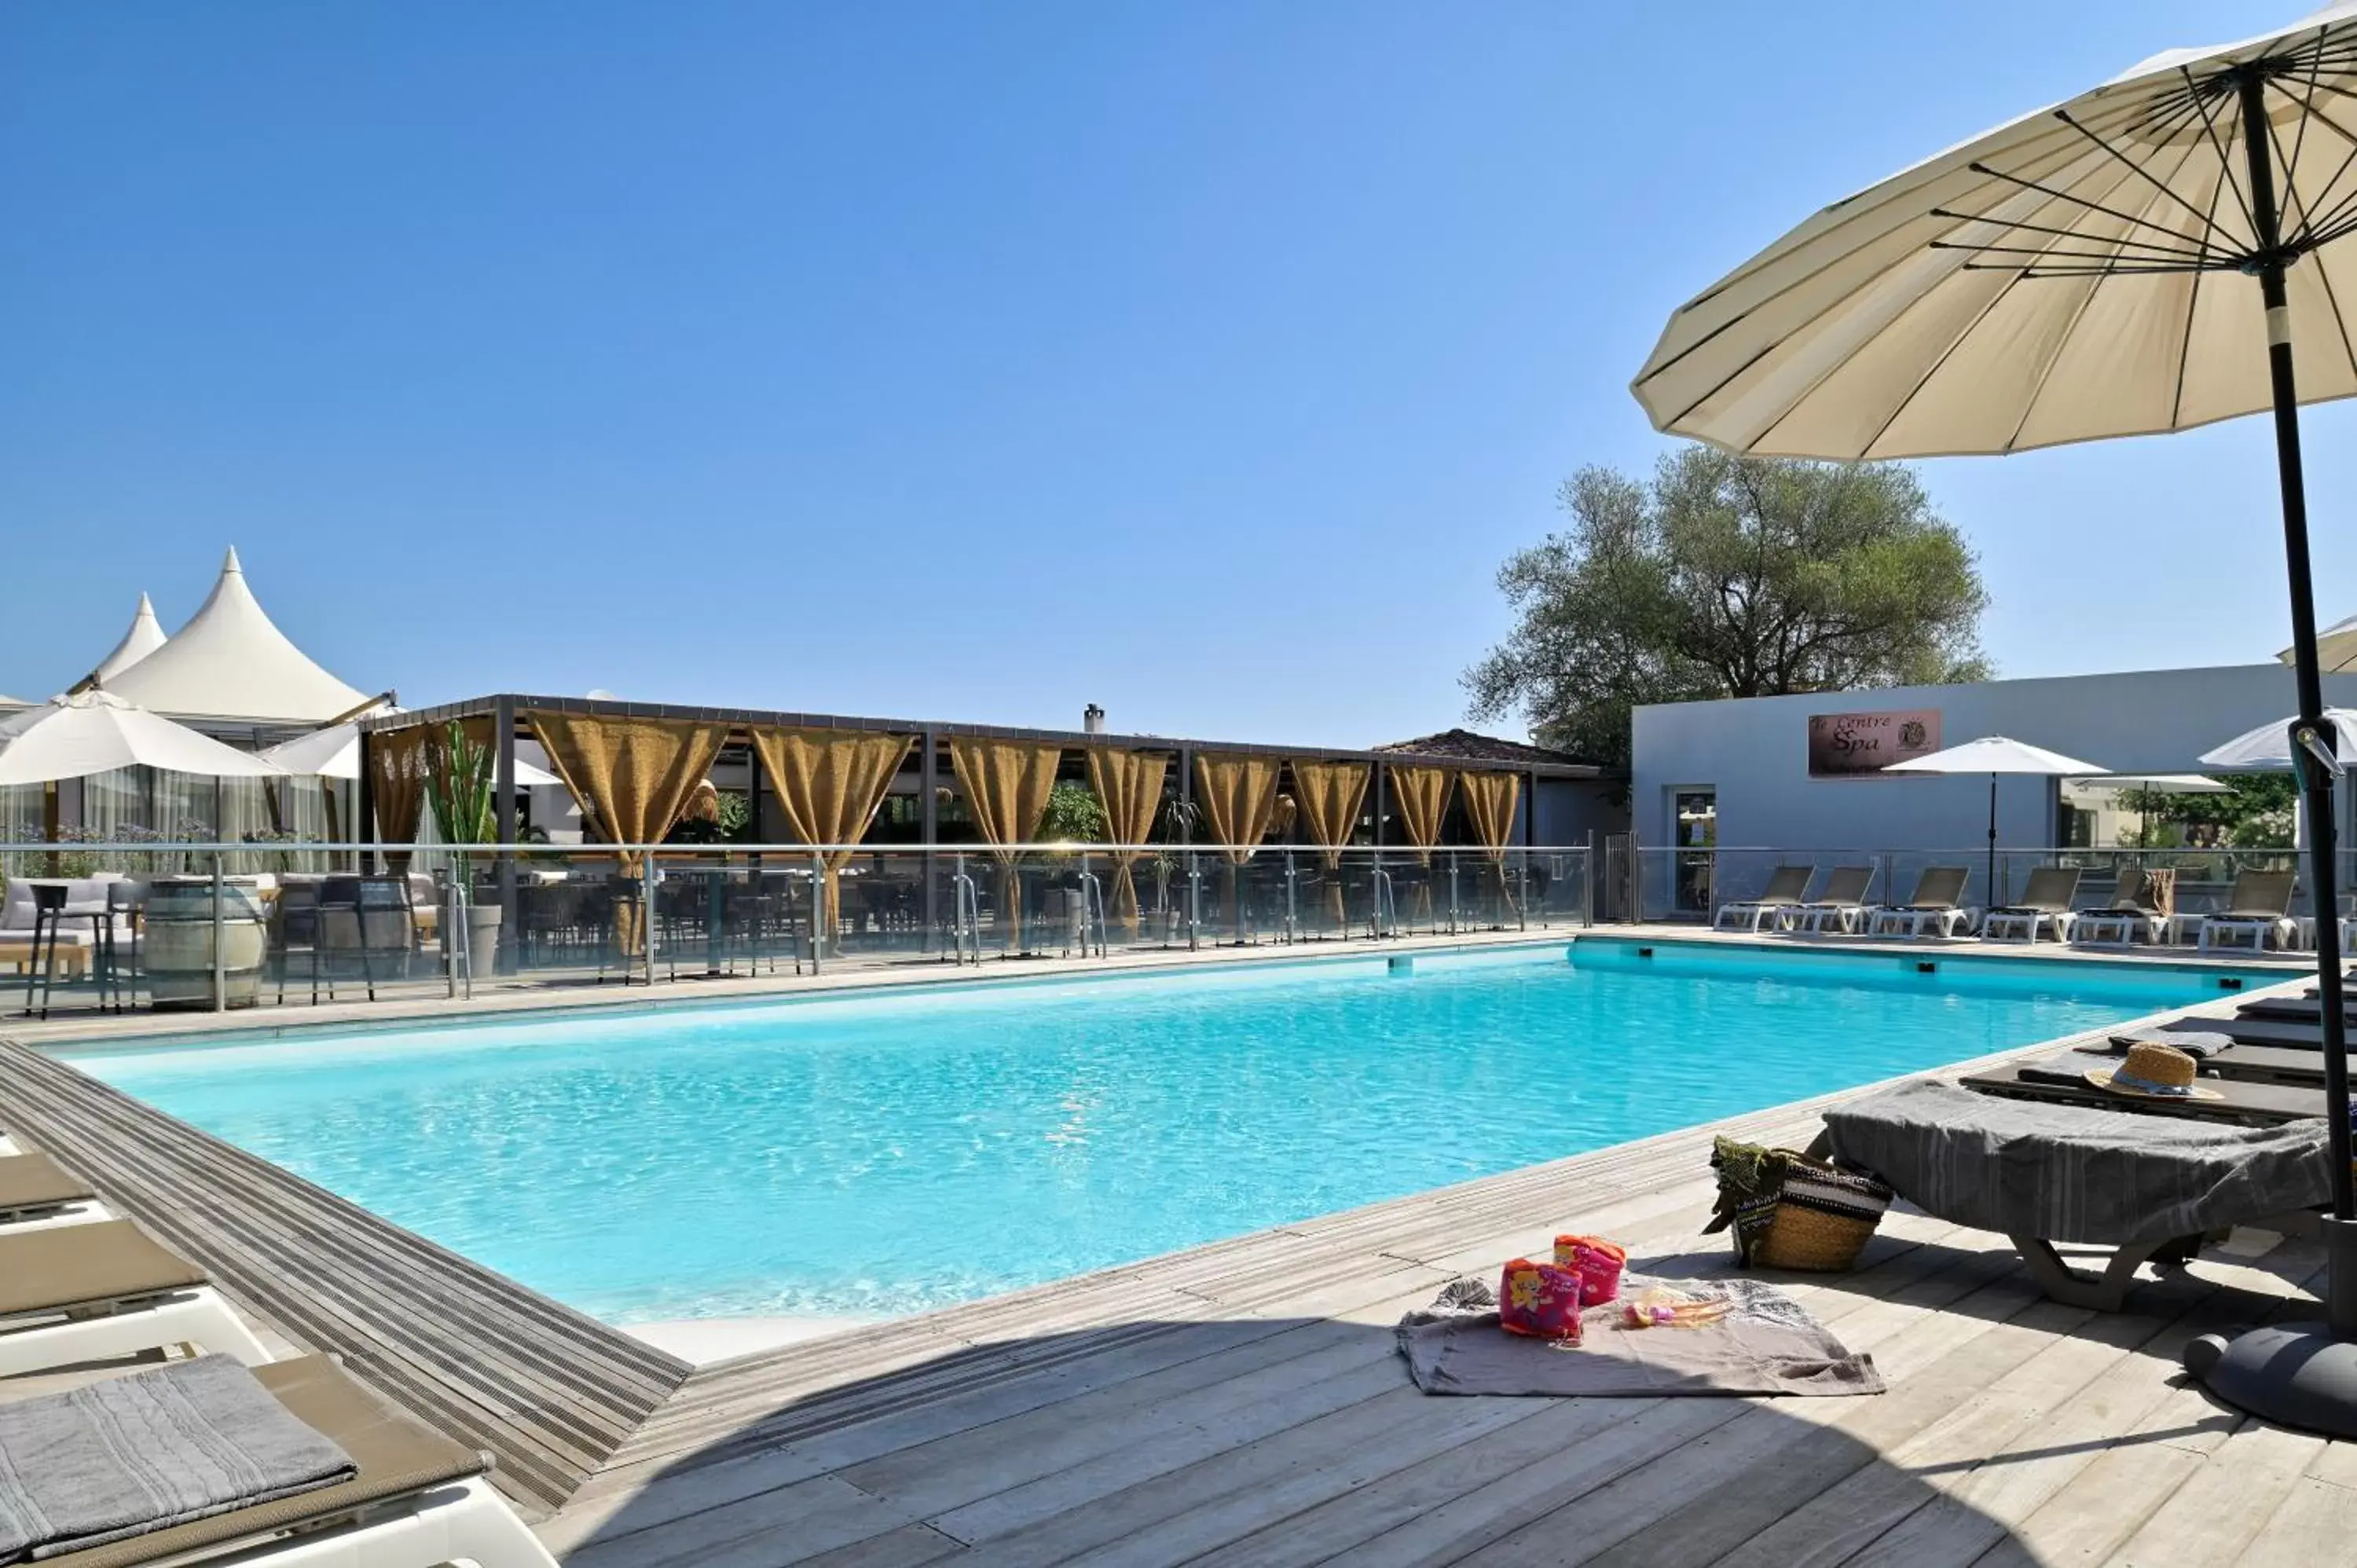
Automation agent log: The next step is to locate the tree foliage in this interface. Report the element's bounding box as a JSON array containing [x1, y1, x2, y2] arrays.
[[1464, 446, 1991, 769], [1039, 779, 1109, 842], [2115, 774, 2297, 848]]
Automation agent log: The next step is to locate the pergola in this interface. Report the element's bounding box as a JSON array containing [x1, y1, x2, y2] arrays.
[[356, 691, 1611, 945]]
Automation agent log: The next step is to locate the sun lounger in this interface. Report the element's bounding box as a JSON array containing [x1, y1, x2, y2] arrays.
[[0, 1220, 271, 1376], [26, 1354, 556, 1568], [1820, 1079, 2331, 1310], [2242, 993, 2357, 1023], [0, 1150, 108, 1230], [1713, 865, 1813, 932], [1980, 866, 2084, 943], [1868, 866, 1975, 939], [2073, 867, 2174, 947], [1789, 866, 1876, 934], [2198, 868, 2300, 954], [1956, 1063, 2322, 1124]]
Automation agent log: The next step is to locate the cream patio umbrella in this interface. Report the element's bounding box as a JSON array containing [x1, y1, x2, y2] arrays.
[[0, 689, 284, 786], [2284, 612, 2357, 672], [1881, 735, 2106, 900], [1633, 2, 2357, 1429]]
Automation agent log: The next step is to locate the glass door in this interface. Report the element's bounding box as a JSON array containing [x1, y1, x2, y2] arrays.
[[1672, 788, 1717, 918]]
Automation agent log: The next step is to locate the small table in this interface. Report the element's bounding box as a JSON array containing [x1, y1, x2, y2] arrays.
[[0, 940, 88, 979]]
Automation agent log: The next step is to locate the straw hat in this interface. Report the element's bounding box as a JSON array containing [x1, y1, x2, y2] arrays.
[[2086, 1042, 2224, 1102]]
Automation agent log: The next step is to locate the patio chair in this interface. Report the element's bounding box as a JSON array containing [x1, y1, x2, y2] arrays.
[[1789, 866, 1876, 934], [1819, 1079, 2330, 1310], [1980, 866, 2084, 943], [2072, 866, 2175, 947], [2198, 868, 2300, 954], [17, 1354, 556, 1568], [1713, 864, 1813, 932], [0, 1218, 273, 1376], [1868, 866, 1975, 939]]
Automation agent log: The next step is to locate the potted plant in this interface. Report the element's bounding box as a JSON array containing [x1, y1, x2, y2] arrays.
[[423, 722, 504, 976]]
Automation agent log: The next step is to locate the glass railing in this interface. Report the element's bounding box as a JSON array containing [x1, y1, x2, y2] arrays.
[[0, 841, 1593, 1018], [1616, 844, 2341, 932]]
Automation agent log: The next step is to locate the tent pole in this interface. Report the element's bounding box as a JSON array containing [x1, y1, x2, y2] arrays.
[[2187, 70, 2357, 1433]]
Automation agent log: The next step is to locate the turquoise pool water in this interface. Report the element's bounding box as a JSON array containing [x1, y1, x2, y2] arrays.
[[63, 941, 2246, 1325]]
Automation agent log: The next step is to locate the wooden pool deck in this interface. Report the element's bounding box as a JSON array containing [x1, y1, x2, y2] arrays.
[[2, 931, 2351, 1565]]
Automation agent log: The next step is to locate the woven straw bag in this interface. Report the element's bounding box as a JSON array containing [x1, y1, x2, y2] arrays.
[[1706, 1137, 1893, 1273]]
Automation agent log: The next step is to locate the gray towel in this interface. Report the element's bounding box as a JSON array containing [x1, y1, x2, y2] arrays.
[[2107, 1027, 2234, 1058], [1823, 1079, 2331, 1246], [1396, 1273, 1882, 1398], [0, 1356, 355, 1563]]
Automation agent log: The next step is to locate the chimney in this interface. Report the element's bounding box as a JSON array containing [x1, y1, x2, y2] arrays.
[[1083, 703, 1106, 735]]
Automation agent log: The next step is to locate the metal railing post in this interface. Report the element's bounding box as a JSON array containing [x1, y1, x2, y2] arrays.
[[811, 850, 827, 974], [210, 848, 225, 1013], [640, 852, 657, 986], [1284, 850, 1297, 943], [1186, 852, 1200, 952]]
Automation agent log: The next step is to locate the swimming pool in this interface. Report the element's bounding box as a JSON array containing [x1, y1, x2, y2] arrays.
[[61, 940, 2252, 1328]]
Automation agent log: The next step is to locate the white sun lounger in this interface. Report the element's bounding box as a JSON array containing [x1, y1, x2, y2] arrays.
[[1714, 865, 1813, 932], [28, 1354, 558, 1568], [0, 1218, 272, 1376]]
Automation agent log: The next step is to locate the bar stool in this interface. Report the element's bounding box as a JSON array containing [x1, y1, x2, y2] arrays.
[[20, 883, 68, 1020]]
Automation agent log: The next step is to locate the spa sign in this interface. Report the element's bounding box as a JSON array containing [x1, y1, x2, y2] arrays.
[[1807, 709, 1942, 777]]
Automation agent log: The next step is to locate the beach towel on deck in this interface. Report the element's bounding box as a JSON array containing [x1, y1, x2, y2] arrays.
[[1821, 1079, 2330, 1247], [0, 1355, 356, 1563], [1397, 1273, 1882, 1398]]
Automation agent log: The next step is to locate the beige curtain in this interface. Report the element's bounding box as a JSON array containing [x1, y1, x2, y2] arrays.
[[366, 726, 432, 875], [1458, 770, 1523, 920], [949, 738, 1064, 951], [1194, 752, 1282, 934], [1291, 760, 1369, 930], [749, 727, 914, 951], [1087, 748, 1168, 932], [1386, 763, 1454, 925], [1386, 764, 1453, 865], [529, 713, 730, 955]]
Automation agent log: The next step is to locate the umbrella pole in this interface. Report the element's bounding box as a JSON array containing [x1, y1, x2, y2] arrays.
[[1987, 773, 1997, 908], [2187, 71, 2357, 1430]]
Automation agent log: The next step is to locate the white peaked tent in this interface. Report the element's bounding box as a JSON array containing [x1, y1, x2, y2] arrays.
[[258, 718, 561, 786], [106, 549, 368, 724], [90, 593, 167, 684]]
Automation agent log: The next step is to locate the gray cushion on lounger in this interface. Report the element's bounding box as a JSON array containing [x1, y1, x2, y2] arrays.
[[0, 1354, 356, 1563], [1820, 1079, 2330, 1246], [2107, 1027, 2234, 1058], [0, 1222, 208, 1319], [0, 1152, 95, 1219], [38, 1357, 489, 1568]]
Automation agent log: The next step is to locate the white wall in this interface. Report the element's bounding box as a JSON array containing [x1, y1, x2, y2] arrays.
[[1631, 664, 2357, 852]]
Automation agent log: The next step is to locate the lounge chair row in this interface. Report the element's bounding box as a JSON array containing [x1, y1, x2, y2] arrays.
[[0, 1128, 555, 1568], [1715, 863, 2311, 950]]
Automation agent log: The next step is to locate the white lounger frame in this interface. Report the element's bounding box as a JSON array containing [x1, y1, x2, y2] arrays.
[[1867, 905, 1979, 939], [1981, 908, 2075, 943], [1713, 900, 1796, 933], [137, 1475, 558, 1568], [2198, 914, 2299, 953], [0, 1285, 273, 1377]]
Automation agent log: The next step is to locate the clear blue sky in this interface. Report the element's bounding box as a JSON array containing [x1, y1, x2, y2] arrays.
[[3, 1, 2348, 744]]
